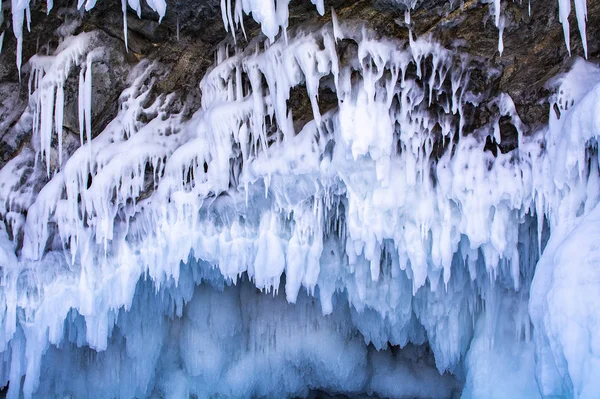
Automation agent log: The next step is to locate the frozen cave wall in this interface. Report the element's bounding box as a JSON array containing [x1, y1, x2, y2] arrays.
[[0, 0, 599, 398]]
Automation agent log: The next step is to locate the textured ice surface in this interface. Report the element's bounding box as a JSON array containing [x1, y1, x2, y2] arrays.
[[30, 269, 460, 399], [0, 10, 599, 399], [529, 204, 600, 399], [529, 58, 600, 399]]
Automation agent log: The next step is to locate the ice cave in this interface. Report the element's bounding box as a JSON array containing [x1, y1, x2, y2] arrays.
[[0, 0, 598, 397]]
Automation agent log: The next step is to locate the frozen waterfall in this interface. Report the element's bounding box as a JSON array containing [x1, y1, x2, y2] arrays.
[[0, 1, 599, 398]]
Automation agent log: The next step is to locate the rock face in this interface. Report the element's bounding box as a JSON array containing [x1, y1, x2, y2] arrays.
[[0, 1, 599, 398], [0, 0, 594, 175]]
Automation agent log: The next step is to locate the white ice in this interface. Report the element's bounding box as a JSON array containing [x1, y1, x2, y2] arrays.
[[0, 7, 598, 399], [5, 0, 591, 73]]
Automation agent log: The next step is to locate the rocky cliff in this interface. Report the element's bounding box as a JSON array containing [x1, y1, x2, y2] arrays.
[[0, 1, 599, 398]]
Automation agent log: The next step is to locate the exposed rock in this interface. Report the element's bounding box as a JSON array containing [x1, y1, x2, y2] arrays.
[[1, 0, 596, 147]]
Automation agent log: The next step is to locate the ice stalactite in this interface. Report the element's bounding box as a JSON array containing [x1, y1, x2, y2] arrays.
[[0, 8, 599, 399], [5, 0, 591, 72], [559, 0, 589, 58], [28, 32, 102, 174]]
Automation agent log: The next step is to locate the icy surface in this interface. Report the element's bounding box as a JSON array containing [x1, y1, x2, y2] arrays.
[[31, 271, 460, 399], [463, 289, 540, 399], [530, 205, 600, 399], [0, 9, 599, 399], [529, 58, 600, 399]]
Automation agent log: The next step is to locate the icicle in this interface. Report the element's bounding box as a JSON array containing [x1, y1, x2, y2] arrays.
[[498, 16, 505, 55], [234, 0, 247, 40], [85, 0, 98, 10], [25, 5, 31, 33], [11, 0, 24, 75], [492, 0, 504, 55], [574, 0, 588, 58], [0, 32, 4, 54], [226, 0, 236, 43], [493, 0, 500, 27], [41, 84, 56, 175], [276, 0, 290, 44], [331, 8, 342, 42], [154, 0, 166, 22], [78, 68, 86, 145], [2, 0, 592, 72], [311, 0, 324, 15], [122, 0, 129, 52], [558, 0, 572, 55], [55, 82, 65, 168], [127, 0, 142, 16], [220, 0, 229, 32]]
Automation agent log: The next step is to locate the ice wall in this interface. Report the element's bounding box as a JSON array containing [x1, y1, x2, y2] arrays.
[[0, 9, 599, 399], [29, 263, 460, 399], [529, 58, 600, 399]]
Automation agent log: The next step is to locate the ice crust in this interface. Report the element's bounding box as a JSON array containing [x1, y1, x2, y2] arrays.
[[0, 10, 599, 399]]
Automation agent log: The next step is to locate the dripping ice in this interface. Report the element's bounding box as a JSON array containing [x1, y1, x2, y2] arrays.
[[0, 2, 599, 399], [6, 0, 592, 72]]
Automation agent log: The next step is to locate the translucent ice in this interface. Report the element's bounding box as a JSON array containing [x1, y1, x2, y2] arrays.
[[0, 13, 599, 399]]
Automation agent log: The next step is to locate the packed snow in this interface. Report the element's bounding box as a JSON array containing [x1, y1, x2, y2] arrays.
[[0, 4, 599, 399]]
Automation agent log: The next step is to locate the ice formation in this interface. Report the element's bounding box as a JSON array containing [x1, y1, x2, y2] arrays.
[[6, 0, 591, 72], [0, 1, 599, 398]]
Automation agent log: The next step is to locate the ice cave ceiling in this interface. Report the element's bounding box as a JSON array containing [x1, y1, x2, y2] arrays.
[[0, 0, 599, 398]]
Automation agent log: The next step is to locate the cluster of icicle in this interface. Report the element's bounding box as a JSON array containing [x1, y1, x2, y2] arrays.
[[490, 0, 588, 56], [1, 0, 590, 71], [0, 11, 599, 396], [5, 0, 324, 73]]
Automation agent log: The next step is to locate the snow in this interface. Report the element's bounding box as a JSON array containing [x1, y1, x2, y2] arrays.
[[0, 6, 598, 399]]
